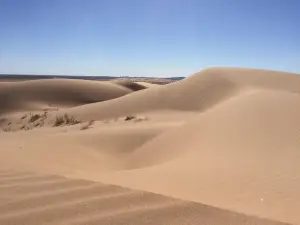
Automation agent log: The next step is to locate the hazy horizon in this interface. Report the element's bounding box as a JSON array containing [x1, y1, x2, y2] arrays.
[[0, 0, 299, 77]]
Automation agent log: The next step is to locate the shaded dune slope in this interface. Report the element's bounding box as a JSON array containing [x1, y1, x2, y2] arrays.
[[0, 124, 169, 174], [128, 89, 300, 168], [112, 79, 148, 91], [0, 79, 135, 115], [0, 170, 287, 225]]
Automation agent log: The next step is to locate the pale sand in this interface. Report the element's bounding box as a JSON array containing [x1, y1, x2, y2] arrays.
[[0, 67, 299, 224], [0, 170, 285, 225]]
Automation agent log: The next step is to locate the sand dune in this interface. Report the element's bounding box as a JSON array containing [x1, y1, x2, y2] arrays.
[[64, 68, 240, 120], [63, 67, 300, 122], [98, 89, 300, 223], [0, 78, 134, 115], [1, 67, 300, 224]]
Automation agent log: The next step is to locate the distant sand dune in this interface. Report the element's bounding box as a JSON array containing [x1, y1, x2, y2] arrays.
[[0, 78, 134, 115]]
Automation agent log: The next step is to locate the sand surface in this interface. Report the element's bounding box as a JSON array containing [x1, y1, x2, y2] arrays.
[[0, 67, 299, 224]]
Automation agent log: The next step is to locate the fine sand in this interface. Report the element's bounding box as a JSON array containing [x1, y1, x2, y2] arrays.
[[0, 67, 299, 224]]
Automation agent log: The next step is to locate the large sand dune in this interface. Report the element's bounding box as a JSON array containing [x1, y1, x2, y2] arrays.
[[60, 67, 300, 122], [0, 67, 299, 224]]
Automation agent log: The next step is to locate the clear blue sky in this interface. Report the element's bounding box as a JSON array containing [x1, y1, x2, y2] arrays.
[[0, 0, 299, 77]]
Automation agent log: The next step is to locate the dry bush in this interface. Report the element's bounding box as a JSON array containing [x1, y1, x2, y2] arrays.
[[124, 115, 136, 121], [53, 115, 64, 126], [122, 115, 147, 122], [29, 114, 41, 123], [2, 127, 11, 132], [53, 114, 80, 127], [63, 114, 80, 125]]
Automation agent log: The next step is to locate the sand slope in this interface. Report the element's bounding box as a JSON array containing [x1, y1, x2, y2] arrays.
[[0, 170, 287, 225], [97, 89, 300, 224], [1, 67, 300, 224]]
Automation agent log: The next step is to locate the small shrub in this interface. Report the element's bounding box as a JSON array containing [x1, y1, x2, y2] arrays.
[[29, 114, 41, 123], [34, 122, 41, 127], [53, 114, 80, 127], [121, 115, 147, 122], [124, 115, 135, 121], [20, 125, 30, 131], [53, 115, 65, 126], [63, 114, 80, 125], [2, 127, 11, 132]]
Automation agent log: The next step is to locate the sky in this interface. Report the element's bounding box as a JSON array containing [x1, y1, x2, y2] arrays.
[[0, 0, 299, 77]]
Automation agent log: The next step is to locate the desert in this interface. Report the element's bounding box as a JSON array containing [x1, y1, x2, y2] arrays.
[[0, 67, 299, 224]]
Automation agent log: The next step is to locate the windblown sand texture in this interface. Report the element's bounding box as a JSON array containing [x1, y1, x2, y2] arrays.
[[0, 67, 299, 224]]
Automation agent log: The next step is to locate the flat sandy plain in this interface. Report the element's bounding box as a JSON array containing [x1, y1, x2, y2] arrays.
[[0, 67, 299, 225]]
